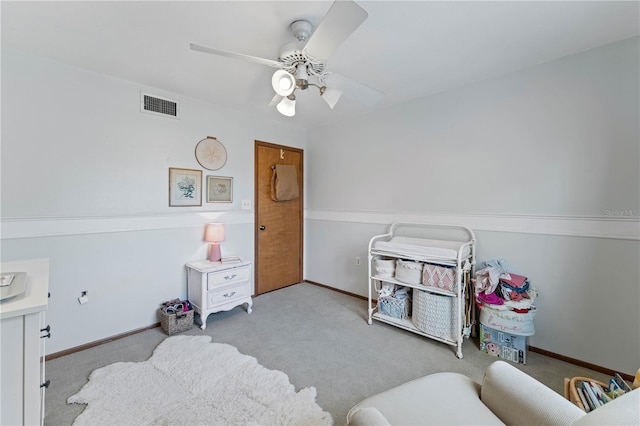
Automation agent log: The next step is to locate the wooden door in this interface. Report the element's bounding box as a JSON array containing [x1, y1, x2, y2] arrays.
[[255, 141, 303, 294]]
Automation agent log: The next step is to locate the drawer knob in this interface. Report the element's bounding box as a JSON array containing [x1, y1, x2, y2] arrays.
[[223, 291, 236, 298], [224, 274, 237, 280]]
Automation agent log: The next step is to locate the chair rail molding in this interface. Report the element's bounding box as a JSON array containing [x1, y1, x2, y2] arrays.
[[1, 211, 254, 239], [3, 210, 638, 240], [304, 209, 640, 241]]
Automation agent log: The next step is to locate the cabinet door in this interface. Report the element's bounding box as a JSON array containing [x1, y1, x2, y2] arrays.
[[24, 312, 44, 425], [1, 316, 24, 426]]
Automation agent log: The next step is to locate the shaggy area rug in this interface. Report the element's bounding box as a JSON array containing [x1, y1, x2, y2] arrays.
[[68, 335, 333, 425]]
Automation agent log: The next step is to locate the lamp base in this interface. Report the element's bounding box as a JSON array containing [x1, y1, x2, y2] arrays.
[[208, 243, 222, 262]]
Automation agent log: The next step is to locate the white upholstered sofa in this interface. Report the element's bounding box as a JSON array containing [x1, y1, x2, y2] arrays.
[[347, 360, 639, 425]]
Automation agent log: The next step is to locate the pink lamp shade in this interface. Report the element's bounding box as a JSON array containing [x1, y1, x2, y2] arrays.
[[204, 223, 225, 262]]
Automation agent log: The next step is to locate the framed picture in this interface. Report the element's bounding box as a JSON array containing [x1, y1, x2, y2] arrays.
[[169, 168, 202, 207], [207, 176, 233, 203]]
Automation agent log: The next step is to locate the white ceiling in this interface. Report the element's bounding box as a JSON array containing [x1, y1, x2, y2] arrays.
[[2, 1, 638, 128]]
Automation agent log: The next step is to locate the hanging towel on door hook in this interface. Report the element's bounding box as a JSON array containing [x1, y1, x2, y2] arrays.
[[271, 164, 299, 201]]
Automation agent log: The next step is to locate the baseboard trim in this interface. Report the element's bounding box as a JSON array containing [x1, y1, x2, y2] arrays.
[[528, 346, 634, 381], [305, 280, 369, 301], [45, 323, 161, 361], [306, 280, 636, 381]]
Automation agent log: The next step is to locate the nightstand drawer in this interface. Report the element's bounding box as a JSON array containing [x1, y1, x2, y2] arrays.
[[207, 282, 248, 306], [207, 266, 250, 289]]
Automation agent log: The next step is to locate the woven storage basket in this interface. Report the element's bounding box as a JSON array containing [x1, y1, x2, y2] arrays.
[[422, 263, 457, 292], [412, 289, 458, 341], [158, 308, 194, 335], [374, 258, 396, 278], [395, 259, 423, 284], [377, 296, 411, 319]]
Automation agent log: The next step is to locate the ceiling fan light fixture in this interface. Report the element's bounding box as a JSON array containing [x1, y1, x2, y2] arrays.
[[277, 94, 296, 117], [321, 86, 342, 109], [272, 70, 296, 96]]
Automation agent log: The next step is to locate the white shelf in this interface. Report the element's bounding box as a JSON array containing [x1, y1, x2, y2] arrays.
[[370, 275, 458, 297], [371, 249, 458, 267], [372, 311, 458, 346]]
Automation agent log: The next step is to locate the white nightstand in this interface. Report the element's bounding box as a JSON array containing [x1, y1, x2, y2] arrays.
[[186, 259, 253, 330]]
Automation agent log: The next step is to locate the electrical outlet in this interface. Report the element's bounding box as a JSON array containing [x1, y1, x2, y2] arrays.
[[241, 199, 251, 210], [355, 256, 361, 266], [78, 290, 89, 304]]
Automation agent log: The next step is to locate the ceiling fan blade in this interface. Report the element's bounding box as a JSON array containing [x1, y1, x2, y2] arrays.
[[303, 0, 368, 61], [269, 94, 283, 107], [190, 43, 282, 68], [325, 73, 383, 108]]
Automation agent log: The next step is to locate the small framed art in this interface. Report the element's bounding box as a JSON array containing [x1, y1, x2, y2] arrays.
[[207, 176, 233, 203], [169, 168, 202, 207]]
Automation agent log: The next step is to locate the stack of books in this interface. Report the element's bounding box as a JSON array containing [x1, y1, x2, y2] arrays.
[[575, 373, 632, 412]]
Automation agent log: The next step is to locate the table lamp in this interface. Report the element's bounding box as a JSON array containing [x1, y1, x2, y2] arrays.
[[204, 223, 225, 262]]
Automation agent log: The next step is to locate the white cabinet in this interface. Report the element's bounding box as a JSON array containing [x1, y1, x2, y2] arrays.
[[1, 259, 50, 426], [367, 223, 475, 359], [186, 260, 253, 330]]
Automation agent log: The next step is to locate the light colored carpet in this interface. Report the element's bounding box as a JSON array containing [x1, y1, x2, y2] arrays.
[[67, 335, 332, 425], [46, 283, 613, 425]]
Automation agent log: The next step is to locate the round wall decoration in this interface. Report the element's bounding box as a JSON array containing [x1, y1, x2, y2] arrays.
[[195, 137, 227, 170]]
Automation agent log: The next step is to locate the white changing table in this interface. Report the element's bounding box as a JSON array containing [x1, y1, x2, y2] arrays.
[[368, 223, 476, 358]]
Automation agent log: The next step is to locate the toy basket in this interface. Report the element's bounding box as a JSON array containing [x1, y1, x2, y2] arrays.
[[158, 300, 194, 335], [377, 296, 411, 320], [412, 289, 458, 342]]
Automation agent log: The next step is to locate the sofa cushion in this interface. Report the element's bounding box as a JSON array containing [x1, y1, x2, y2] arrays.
[[573, 388, 640, 425], [348, 407, 391, 426], [347, 372, 504, 425], [481, 361, 586, 425]]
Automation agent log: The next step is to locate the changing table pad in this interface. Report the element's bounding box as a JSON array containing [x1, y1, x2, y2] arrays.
[[373, 236, 471, 260]]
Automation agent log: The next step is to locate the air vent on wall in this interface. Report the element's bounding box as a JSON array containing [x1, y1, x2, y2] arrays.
[[140, 92, 179, 119]]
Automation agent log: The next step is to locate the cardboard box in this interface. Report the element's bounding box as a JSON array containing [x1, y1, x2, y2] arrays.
[[479, 324, 527, 364]]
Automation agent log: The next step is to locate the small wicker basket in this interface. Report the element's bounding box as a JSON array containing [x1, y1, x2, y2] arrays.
[[158, 308, 194, 335]]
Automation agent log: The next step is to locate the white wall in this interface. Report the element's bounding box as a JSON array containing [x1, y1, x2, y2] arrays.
[[1, 50, 306, 353], [2, 37, 638, 375], [305, 37, 640, 374]]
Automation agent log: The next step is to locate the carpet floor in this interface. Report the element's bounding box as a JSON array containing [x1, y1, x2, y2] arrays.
[[45, 282, 610, 425]]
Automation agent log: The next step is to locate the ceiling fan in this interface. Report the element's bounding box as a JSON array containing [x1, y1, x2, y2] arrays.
[[190, 0, 383, 117]]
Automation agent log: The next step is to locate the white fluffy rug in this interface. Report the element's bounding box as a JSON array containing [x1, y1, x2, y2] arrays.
[[68, 335, 333, 425]]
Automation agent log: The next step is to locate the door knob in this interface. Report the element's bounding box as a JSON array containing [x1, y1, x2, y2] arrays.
[[259, 225, 266, 231]]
